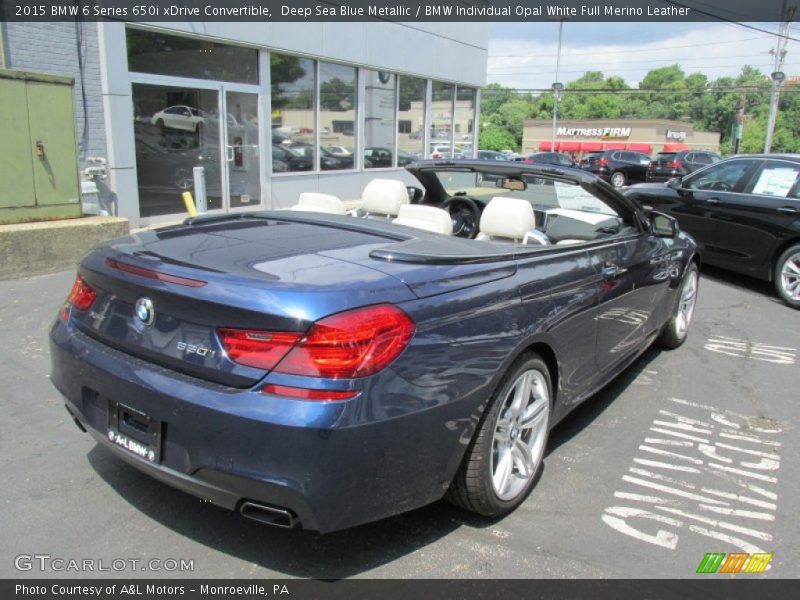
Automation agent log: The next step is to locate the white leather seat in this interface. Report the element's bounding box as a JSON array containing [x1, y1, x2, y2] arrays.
[[291, 192, 346, 215], [360, 179, 409, 219], [477, 196, 536, 243], [393, 204, 453, 235]]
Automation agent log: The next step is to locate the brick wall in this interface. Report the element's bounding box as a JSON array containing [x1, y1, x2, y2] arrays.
[[5, 22, 107, 166]]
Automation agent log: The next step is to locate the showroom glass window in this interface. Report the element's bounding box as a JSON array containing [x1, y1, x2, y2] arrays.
[[431, 82, 454, 157], [270, 53, 316, 172], [363, 71, 397, 169], [397, 75, 426, 160], [455, 86, 476, 158], [131, 84, 222, 217], [127, 29, 258, 84], [318, 62, 357, 171]]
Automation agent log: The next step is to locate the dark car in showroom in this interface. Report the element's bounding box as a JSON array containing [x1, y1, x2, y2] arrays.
[[516, 151, 577, 168], [50, 160, 699, 532], [647, 150, 722, 183], [626, 154, 800, 308], [580, 150, 651, 188]]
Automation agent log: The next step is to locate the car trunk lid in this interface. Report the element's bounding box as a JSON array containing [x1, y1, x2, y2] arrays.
[[70, 216, 417, 387]]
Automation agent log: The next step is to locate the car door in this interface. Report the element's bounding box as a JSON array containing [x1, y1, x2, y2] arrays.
[[666, 158, 761, 257], [708, 158, 800, 278]]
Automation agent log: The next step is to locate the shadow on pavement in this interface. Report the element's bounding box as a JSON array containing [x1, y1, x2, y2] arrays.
[[86, 345, 663, 578], [546, 345, 661, 456], [87, 445, 489, 578]]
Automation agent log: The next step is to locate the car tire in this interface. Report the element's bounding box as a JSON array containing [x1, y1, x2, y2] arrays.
[[774, 243, 800, 309], [155, 119, 165, 129], [447, 353, 551, 517], [657, 262, 699, 349], [610, 171, 627, 188]]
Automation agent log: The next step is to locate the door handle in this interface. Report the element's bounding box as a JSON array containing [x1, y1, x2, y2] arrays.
[[777, 206, 798, 215], [704, 197, 721, 204], [224, 145, 234, 162], [35, 140, 46, 160], [601, 264, 626, 280]]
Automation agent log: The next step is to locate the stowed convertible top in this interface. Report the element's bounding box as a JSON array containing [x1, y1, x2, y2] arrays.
[[182, 210, 578, 265]]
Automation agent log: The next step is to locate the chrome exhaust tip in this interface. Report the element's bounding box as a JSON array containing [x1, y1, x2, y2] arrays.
[[239, 501, 298, 528]]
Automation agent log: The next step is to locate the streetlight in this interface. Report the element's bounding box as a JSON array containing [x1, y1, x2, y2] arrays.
[[550, 19, 565, 152]]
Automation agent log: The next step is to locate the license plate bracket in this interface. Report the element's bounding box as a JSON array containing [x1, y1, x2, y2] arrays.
[[107, 402, 161, 463]]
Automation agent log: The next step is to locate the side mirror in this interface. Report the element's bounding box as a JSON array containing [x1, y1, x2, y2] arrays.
[[667, 177, 683, 190], [651, 211, 679, 238]]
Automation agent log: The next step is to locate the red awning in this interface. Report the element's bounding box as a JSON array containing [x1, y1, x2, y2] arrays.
[[580, 142, 604, 152], [558, 141, 581, 152], [538, 141, 558, 151], [627, 143, 652, 154], [603, 142, 626, 150], [662, 143, 688, 152]]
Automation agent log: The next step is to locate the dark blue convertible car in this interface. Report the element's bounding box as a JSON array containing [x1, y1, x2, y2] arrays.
[[50, 160, 699, 532]]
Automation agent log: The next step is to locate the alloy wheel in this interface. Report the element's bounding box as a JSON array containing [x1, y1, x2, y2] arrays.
[[781, 251, 800, 302], [490, 369, 550, 501], [675, 267, 698, 336]]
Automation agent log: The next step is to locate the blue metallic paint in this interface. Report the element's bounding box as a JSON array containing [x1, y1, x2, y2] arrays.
[[50, 163, 697, 532]]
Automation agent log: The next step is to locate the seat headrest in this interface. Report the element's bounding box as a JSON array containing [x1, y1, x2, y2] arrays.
[[291, 192, 346, 215], [361, 179, 409, 216], [393, 204, 453, 235], [479, 196, 536, 241]]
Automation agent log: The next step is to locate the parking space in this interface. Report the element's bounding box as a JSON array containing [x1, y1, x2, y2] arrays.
[[0, 265, 797, 578]]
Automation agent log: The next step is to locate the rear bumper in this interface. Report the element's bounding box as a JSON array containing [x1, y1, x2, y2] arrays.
[[646, 170, 680, 182], [49, 318, 462, 533]]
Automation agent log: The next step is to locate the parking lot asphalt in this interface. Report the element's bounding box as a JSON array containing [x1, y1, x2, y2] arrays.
[[0, 265, 797, 579]]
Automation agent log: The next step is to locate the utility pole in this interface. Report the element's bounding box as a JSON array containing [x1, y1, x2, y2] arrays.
[[550, 19, 564, 152], [764, 1, 794, 153], [731, 99, 745, 155]]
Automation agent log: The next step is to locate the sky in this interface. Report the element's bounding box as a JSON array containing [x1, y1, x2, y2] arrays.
[[487, 21, 800, 91]]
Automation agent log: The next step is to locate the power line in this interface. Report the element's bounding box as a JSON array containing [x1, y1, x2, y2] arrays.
[[663, 1, 800, 43], [488, 35, 768, 59], [489, 61, 799, 76], [480, 85, 799, 94], [489, 53, 776, 72]]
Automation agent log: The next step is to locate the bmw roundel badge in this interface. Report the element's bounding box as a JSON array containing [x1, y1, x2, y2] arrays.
[[134, 297, 155, 326]]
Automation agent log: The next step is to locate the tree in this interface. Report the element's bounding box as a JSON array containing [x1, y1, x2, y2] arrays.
[[480, 83, 519, 116], [494, 100, 535, 146], [479, 123, 518, 151], [319, 78, 355, 111]]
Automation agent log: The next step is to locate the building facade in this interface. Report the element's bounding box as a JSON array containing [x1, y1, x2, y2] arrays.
[[1, 21, 487, 226], [522, 119, 720, 158]]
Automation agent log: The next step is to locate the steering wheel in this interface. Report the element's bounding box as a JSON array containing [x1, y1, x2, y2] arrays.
[[710, 181, 733, 192], [440, 196, 481, 239]]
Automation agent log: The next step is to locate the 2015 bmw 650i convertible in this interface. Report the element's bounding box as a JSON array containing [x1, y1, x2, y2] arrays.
[[50, 161, 699, 532]]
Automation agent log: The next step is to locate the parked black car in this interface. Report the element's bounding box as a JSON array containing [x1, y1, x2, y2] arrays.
[[647, 150, 722, 182], [626, 154, 800, 308], [477, 150, 509, 161], [271, 144, 312, 171], [580, 150, 651, 188], [516, 152, 577, 168]]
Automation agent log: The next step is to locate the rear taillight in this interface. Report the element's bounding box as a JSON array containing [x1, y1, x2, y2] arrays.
[[523, 158, 533, 164], [219, 305, 415, 379], [66, 274, 96, 311], [276, 304, 415, 379], [597, 158, 609, 167], [218, 329, 302, 371], [666, 161, 682, 169]]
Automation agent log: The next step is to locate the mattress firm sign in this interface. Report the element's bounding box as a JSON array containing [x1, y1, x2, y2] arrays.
[[557, 127, 632, 139]]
